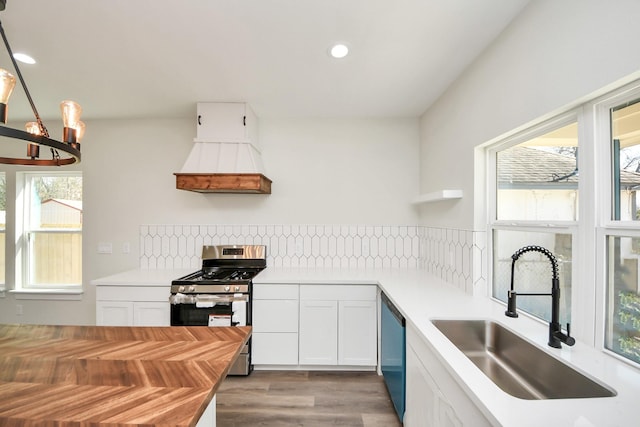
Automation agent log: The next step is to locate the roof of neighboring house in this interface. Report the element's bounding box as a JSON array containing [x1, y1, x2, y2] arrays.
[[41, 199, 83, 211], [498, 146, 640, 189]]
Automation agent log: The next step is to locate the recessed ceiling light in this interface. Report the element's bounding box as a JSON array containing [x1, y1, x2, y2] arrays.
[[13, 53, 35, 64], [329, 44, 349, 59]]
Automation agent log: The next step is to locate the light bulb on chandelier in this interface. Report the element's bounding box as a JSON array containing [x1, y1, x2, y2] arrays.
[[0, 1, 83, 166]]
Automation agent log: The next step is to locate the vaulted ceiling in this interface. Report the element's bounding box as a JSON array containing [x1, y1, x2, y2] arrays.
[[0, 0, 530, 121]]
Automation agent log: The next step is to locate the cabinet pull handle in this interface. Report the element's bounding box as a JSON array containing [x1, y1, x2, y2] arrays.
[[197, 115, 202, 126], [243, 115, 246, 126]]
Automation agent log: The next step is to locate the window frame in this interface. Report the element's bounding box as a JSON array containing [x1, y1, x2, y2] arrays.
[[592, 82, 640, 362], [487, 110, 589, 340], [487, 79, 640, 367], [15, 170, 82, 291]]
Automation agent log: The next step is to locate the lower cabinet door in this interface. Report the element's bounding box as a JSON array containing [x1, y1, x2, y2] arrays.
[[252, 299, 299, 333], [252, 332, 299, 365], [299, 300, 338, 365], [133, 302, 170, 326], [338, 300, 377, 366], [405, 344, 438, 427], [96, 301, 133, 326]]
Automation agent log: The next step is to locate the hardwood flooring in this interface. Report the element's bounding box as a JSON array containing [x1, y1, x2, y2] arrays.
[[216, 370, 402, 427]]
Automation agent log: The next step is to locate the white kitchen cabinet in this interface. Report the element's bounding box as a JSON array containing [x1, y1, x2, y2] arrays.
[[405, 343, 439, 427], [299, 299, 339, 365], [405, 324, 491, 427], [338, 300, 377, 365], [299, 284, 377, 367], [133, 302, 171, 326], [252, 284, 299, 365], [196, 102, 258, 143], [96, 286, 170, 326], [96, 301, 133, 326]]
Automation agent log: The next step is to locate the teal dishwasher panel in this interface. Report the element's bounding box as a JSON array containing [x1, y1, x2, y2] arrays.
[[381, 292, 406, 422]]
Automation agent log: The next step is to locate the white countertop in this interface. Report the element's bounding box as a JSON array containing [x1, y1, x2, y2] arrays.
[[90, 268, 193, 286], [93, 266, 640, 427]]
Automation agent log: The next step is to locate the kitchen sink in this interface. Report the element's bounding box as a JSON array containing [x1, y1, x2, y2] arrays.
[[431, 319, 616, 399]]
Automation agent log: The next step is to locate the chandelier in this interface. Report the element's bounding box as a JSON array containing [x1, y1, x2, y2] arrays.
[[0, 3, 82, 166]]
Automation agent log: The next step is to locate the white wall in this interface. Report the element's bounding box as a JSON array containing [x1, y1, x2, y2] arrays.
[[417, 0, 640, 230], [0, 116, 420, 325]]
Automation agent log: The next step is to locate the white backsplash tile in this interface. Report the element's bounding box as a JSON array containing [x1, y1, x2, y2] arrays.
[[139, 223, 486, 295]]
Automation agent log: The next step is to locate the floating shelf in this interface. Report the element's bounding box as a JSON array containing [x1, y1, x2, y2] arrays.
[[411, 189, 463, 205]]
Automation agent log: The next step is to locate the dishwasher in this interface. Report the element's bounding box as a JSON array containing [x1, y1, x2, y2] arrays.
[[381, 292, 406, 422]]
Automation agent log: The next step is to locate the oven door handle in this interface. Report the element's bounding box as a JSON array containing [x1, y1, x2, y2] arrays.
[[196, 294, 249, 304], [170, 293, 249, 305]]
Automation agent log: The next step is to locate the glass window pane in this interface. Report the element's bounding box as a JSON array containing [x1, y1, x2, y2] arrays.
[[30, 232, 82, 286], [611, 99, 640, 221], [25, 174, 82, 288], [496, 122, 578, 221], [606, 235, 640, 365], [493, 229, 572, 325]]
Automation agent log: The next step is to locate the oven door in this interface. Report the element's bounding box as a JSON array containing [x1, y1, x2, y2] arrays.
[[170, 294, 249, 326], [170, 293, 252, 375]]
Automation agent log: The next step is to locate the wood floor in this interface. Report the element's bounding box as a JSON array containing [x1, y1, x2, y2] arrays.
[[216, 370, 402, 427]]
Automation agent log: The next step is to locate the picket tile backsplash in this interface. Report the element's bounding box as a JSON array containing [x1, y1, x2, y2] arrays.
[[140, 224, 486, 293]]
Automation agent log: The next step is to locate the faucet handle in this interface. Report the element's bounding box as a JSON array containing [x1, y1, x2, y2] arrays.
[[565, 323, 576, 346]]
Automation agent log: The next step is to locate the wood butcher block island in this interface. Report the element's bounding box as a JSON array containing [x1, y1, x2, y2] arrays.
[[0, 324, 251, 426]]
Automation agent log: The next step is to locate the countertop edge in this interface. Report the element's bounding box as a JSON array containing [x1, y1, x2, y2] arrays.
[[91, 267, 640, 427]]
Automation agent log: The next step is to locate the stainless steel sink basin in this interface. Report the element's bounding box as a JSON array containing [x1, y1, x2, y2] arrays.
[[431, 319, 616, 399]]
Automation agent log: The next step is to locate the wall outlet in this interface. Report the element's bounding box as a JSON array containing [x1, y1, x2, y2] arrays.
[[98, 242, 113, 254], [122, 242, 131, 254], [16, 304, 23, 315]]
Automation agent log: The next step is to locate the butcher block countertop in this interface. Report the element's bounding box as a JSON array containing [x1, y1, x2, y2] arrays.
[[0, 324, 251, 426]]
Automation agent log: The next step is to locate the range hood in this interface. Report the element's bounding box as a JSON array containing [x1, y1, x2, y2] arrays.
[[175, 102, 272, 194]]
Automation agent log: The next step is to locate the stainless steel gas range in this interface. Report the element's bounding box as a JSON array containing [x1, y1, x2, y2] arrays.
[[169, 244, 266, 375]]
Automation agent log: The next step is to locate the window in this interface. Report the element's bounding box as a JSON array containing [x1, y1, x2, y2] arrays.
[[605, 98, 640, 364], [489, 82, 640, 368], [490, 120, 578, 325], [17, 172, 82, 289]]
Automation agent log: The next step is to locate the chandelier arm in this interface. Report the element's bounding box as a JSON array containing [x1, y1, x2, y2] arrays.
[[0, 19, 48, 137], [0, 125, 79, 165]]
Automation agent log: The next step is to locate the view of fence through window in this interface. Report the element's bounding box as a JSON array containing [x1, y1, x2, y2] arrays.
[[26, 174, 82, 287]]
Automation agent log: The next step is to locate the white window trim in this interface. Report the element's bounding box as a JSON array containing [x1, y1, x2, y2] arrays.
[[15, 171, 83, 292], [9, 288, 83, 300], [486, 77, 640, 362], [486, 110, 590, 342], [591, 80, 640, 358]]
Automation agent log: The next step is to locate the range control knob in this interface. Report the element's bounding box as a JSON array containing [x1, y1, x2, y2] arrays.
[[234, 286, 241, 292], [189, 285, 196, 293], [178, 285, 185, 293], [224, 285, 231, 292]]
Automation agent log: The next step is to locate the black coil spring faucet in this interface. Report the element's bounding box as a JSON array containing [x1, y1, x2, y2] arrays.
[[506, 245, 575, 348]]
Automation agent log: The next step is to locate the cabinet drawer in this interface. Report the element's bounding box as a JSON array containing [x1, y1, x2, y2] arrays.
[[96, 286, 169, 302], [252, 333, 298, 365], [253, 284, 299, 300], [253, 300, 299, 332], [300, 284, 377, 301]]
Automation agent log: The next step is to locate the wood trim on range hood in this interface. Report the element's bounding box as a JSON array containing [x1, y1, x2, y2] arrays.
[[174, 173, 272, 194]]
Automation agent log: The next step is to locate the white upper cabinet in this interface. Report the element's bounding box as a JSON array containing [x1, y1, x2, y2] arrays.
[[196, 102, 258, 144]]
